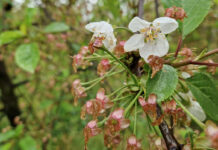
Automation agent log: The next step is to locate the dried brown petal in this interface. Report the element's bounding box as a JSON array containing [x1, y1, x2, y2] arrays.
[[148, 55, 164, 78]]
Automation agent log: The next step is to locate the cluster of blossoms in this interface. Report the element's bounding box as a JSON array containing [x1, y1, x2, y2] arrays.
[[206, 121, 218, 149]]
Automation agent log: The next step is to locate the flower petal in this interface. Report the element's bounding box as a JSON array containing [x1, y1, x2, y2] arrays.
[[153, 17, 178, 34], [128, 17, 151, 32], [124, 34, 144, 52], [103, 32, 117, 51], [139, 34, 169, 62], [85, 21, 113, 33], [188, 100, 206, 121]]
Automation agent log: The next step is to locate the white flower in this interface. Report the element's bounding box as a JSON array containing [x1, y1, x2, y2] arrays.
[[177, 91, 206, 122], [85, 21, 117, 51], [124, 17, 178, 62]]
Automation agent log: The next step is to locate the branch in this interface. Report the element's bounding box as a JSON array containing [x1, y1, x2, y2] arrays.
[[138, 0, 144, 18], [13, 80, 29, 88], [174, 36, 183, 58], [154, 0, 159, 18], [169, 59, 218, 67], [156, 105, 182, 150], [199, 48, 218, 60]]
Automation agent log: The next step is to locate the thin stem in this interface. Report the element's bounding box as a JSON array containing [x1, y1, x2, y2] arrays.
[[134, 101, 137, 134], [114, 27, 133, 33], [108, 84, 136, 98], [125, 88, 143, 116], [112, 95, 133, 102], [97, 47, 139, 86], [173, 96, 205, 129], [170, 59, 218, 67], [85, 68, 124, 91], [198, 48, 218, 60]]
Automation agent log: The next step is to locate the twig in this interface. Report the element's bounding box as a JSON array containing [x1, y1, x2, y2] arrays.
[[174, 36, 183, 58], [154, 0, 159, 18], [170, 59, 218, 67], [156, 105, 182, 150], [199, 48, 218, 60], [138, 0, 144, 18]]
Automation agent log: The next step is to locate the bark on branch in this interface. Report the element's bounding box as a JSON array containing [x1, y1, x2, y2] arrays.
[[0, 60, 21, 127]]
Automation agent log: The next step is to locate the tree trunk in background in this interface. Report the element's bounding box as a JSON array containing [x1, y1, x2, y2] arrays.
[[0, 60, 20, 127]]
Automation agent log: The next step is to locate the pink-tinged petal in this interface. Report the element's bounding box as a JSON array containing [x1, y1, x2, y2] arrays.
[[128, 135, 137, 145], [119, 119, 130, 129], [124, 34, 144, 52], [153, 17, 178, 34], [111, 108, 124, 120], [96, 88, 106, 101], [87, 120, 97, 128], [138, 96, 147, 107], [139, 34, 169, 62], [128, 17, 151, 32], [147, 94, 157, 105]]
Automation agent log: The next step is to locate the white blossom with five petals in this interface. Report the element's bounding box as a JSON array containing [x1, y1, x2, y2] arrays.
[[85, 21, 117, 51], [124, 17, 178, 62]]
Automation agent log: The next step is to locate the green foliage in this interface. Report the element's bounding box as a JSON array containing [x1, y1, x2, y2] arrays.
[[44, 22, 70, 33], [15, 43, 40, 73], [0, 31, 24, 46], [0, 125, 23, 143], [146, 65, 178, 102], [18, 136, 37, 150], [161, 0, 212, 39], [186, 73, 218, 121]]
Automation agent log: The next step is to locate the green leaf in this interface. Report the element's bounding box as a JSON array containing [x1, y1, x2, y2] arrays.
[[19, 136, 37, 150], [161, 0, 212, 39], [0, 30, 24, 46], [15, 43, 40, 73], [146, 65, 178, 102], [0, 125, 23, 143], [186, 73, 218, 121], [44, 22, 70, 33], [24, 8, 38, 27]]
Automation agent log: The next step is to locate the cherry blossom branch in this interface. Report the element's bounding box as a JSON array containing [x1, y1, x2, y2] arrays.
[[169, 59, 218, 67]]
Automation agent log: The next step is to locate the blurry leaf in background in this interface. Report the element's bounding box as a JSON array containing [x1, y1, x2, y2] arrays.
[[19, 136, 37, 150], [186, 73, 218, 121], [0, 143, 12, 150], [146, 65, 178, 102], [24, 8, 38, 27], [0, 125, 23, 143], [15, 43, 40, 73], [0, 30, 24, 46], [44, 22, 70, 33], [161, 0, 212, 39]]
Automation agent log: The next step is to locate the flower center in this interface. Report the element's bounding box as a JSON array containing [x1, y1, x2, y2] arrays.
[[140, 25, 160, 42]]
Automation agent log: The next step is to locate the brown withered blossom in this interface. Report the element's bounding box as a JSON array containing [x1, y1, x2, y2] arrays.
[[97, 59, 111, 77], [126, 135, 142, 150], [147, 55, 164, 78], [71, 79, 87, 106], [206, 121, 218, 149], [104, 108, 130, 148], [114, 41, 125, 57], [81, 88, 113, 119], [88, 37, 104, 53], [84, 120, 101, 150]]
